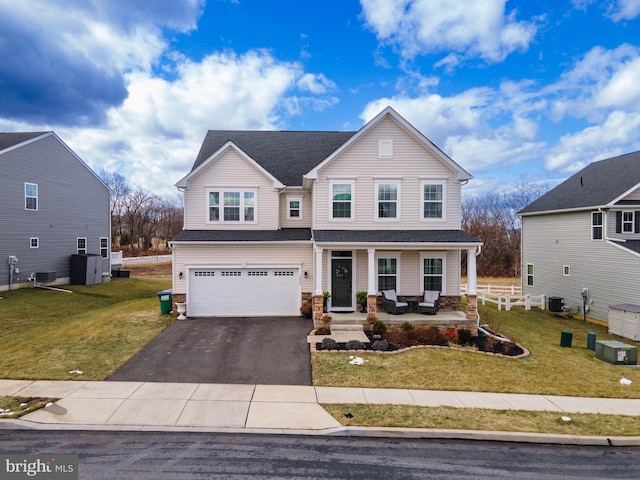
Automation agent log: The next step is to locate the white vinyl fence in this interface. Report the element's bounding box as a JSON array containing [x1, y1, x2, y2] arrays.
[[462, 283, 546, 312]]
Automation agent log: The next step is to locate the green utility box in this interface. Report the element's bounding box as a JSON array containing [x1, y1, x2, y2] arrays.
[[595, 340, 637, 365], [157, 289, 173, 314]]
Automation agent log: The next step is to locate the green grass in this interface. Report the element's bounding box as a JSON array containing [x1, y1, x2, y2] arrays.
[[312, 304, 640, 398], [0, 278, 173, 380], [323, 404, 640, 436], [0, 396, 57, 419]]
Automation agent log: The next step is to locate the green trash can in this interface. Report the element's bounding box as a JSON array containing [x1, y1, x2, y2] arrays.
[[560, 330, 573, 348], [157, 289, 173, 314]]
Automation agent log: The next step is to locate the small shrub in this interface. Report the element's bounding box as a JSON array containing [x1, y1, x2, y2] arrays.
[[366, 313, 377, 326], [401, 321, 414, 332], [345, 340, 365, 350], [321, 337, 338, 350], [321, 313, 332, 325], [411, 326, 447, 346], [372, 320, 387, 335], [299, 303, 312, 319], [457, 328, 473, 345], [444, 328, 459, 344]]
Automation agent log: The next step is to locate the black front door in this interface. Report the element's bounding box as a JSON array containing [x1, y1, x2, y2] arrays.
[[331, 256, 352, 309]]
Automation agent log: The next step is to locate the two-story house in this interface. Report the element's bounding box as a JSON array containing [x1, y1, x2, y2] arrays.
[[0, 132, 111, 290], [170, 107, 482, 325], [519, 150, 640, 324]]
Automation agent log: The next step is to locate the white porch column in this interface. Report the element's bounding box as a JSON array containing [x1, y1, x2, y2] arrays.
[[467, 247, 477, 295], [314, 247, 324, 295], [367, 248, 376, 294]]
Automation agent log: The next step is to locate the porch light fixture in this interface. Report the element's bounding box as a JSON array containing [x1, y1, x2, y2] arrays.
[[179, 272, 183, 279], [304, 271, 308, 279]]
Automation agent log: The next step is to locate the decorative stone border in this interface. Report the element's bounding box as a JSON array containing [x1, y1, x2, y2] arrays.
[[308, 329, 530, 359]]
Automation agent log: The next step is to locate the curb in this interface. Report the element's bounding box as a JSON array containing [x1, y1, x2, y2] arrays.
[[3, 419, 640, 446]]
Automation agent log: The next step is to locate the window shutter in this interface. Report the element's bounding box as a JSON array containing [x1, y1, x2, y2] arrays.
[[635, 212, 640, 233], [616, 211, 622, 233]]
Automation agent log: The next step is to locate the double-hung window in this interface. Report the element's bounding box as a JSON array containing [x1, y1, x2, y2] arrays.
[[592, 212, 603, 240], [623, 211, 634, 233], [331, 182, 354, 220], [422, 181, 444, 219], [77, 237, 87, 254], [287, 196, 302, 220], [377, 257, 398, 291], [100, 237, 109, 258], [25, 183, 38, 210], [526, 263, 534, 286], [376, 182, 399, 219], [208, 189, 256, 223], [421, 255, 444, 292]]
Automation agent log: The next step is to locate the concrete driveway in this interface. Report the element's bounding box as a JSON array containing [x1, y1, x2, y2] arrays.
[[107, 317, 314, 385]]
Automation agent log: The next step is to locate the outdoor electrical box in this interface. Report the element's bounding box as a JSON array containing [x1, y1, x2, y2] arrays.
[[8, 256, 18, 265], [582, 288, 589, 298], [595, 340, 637, 365]]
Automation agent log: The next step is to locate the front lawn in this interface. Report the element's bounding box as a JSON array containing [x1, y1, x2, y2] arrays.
[[0, 278, 173, 380], [312, 303, 640, 399]]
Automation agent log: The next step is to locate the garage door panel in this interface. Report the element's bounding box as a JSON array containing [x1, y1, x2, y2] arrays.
[[188, 268, 299, 317]]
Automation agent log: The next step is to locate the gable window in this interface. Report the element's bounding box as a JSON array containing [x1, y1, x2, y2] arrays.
[[208, 189, 256, 223], [526, 263, 534, 286], [100, 237, 109, 258], [287, 196, 303, 220], [77, 237, 87, 254], [377, 257, 398, 291], [331, 182, 353, 219], [422, 182, 444, 219], [592, 212, 603, 240], [422, 256, 444, 292], [30, 237, 39, 249], [376, 182, 399, 219], [25, 183, 38, 210], [623, 211, 634, 233]]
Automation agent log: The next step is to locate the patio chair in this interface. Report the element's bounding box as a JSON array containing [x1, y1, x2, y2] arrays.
[[418, 290, 441, 315], [381, 289, 409, 314]]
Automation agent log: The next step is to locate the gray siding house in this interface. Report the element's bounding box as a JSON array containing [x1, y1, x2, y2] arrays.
[[0, 132, 111, 290], [519, 150, 640, 324]]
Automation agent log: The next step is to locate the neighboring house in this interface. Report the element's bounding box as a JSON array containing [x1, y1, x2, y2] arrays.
[[0, 132, 111, 290], [518, 150, 640, 324], [170, 107, 482, 323]]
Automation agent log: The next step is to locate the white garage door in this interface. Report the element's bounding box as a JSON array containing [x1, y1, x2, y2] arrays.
[[188, 267, 300, 317]]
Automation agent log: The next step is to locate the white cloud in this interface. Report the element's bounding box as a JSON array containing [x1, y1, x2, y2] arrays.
[[297, 73, 337, 94], [609, 0, 640, 21], [546, 111, 640, 172], [360, 0, 538, 63]]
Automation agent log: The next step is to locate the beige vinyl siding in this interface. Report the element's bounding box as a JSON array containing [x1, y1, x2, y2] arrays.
[[622, 187, 640, 201], [183, 148, 279, 230], [313, 117, 462, 230], [522, 211, 640, 323], [172, 243, 314, 295], [279, 189, 312, 228]]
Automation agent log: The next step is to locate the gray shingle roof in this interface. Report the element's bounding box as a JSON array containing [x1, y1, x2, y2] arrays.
[[312, 230, 481, 244], [171, 229, 312, 242], [192, 130, 357, 186], [0, 132, 48, 152], [519, 150, 640, 215]]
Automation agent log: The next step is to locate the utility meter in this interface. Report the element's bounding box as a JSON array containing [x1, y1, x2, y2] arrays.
[[8, 256, 18, 265]]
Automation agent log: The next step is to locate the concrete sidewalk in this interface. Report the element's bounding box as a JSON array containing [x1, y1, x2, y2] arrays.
[[2, 379, 640, 445]]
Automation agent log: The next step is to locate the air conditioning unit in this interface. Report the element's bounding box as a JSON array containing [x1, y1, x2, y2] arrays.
[[35, 271, 57, 283]]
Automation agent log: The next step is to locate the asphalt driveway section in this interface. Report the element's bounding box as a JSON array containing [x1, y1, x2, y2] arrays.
[[107, 317, 314, 385]]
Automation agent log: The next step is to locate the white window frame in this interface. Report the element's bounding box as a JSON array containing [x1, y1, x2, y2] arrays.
[[563, 265, 570, 276], [375, 181, 401, 221], [623, 211, 634, 233], [77, 237, 87, 254], [286, 195, 303, 220], [526, 263, 534, 287], [378, 139, 393, 158], [329, 180, 355, 221], [591, 211, 603, 240], [30, 237, 39, 249], [420, 252, 446, 294], [25, 182, 38, 211], [206, 188, 257, 224], [100, 237, 109, 258], [375, 252, 401, 293], [421, 180, 446, 221]]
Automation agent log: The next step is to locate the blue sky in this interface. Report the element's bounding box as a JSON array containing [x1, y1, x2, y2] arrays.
[[1, 0, 639, 198]]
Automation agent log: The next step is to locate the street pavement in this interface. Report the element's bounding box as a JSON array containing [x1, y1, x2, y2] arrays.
[[2, 379, 640, 446]]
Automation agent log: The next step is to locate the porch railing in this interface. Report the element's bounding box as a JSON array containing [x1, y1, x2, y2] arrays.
[[461, 283, 522, 295], [110, 251, 123, 266], [479, 292, 546, 311]]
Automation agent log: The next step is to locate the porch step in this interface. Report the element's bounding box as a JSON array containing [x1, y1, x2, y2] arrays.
[[330, 324, 365, 332]]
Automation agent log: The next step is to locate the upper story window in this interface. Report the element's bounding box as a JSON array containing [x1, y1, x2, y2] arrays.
[[422, 181, 445, 219], [77, 237, 87, 254], [25, 183, 38, 210], [208, 189, 256, 223], [331, 182, 354, 220], [623, 211, 634, 232], [100, 237, 109, 258], [287, 196, 303, 220], [592, 211, 603, 240], [376, 182, 399, 219]]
